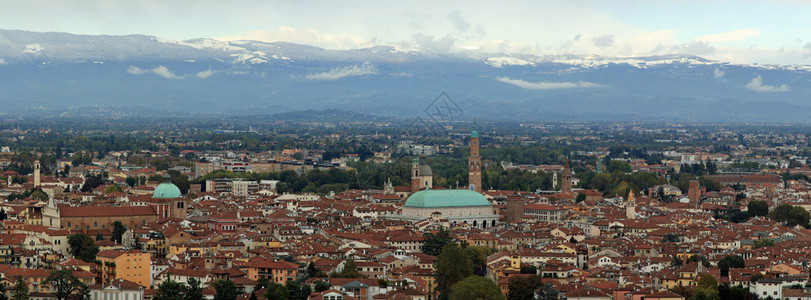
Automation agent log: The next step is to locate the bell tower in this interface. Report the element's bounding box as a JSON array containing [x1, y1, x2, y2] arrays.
[[626, 190, 636, 219], [561, 159, 572, 193], [468, 122, 482, 193], [34, 160, 41, 187]]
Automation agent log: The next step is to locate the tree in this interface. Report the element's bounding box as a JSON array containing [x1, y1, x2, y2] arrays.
[[536, 283, 560, 300], [507, 275, 542, 300], [133, 236, 144, 250], [80, 175, 103, 192], [768, 204, 810, 227], [687, 255, 710, 268], [423, 228, 454, 256], [0, 283, 6, 300], [748, 200, 769, 217], [44, 269, 87, 300], [111, 221, 126, 244], [448, 276, 504, 300], [95, 231, 103, 241], [67, 233, 99, 262], [519, 265, 537, 275], [212, 280, 238, 300], [0, 209, 7, 221], [339, 259, 360, 278], [104, 184, 122, 193], [661, 233, 679, 243], [575, 192, 586, 203], [255, 278, 270, 291], [313, 281, 332, 292], [264, 282, 288, 300], [671, 256, 683, 267], [435, 243, 474, 296], [306, 262, 319, 278], [693, 275, 720, 300], [285, 280, 311, 300], [10, 277, 29, 300], [753, 238, 775, 249], [184, 278, 204, 300], [153, 279, 186, 300], [466, 246, 494, 276], [718, 255, 745, 277], [125, 176, 137, 187], [29, 189, 48, 201]]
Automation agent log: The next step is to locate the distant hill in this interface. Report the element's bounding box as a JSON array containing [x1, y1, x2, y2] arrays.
[[1, 29, 810, 122], [246, 109, 389, 123]]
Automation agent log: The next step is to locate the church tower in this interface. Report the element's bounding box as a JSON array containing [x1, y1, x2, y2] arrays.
[[561, 159, 572, 193], [469, 123, 482, 193], [626, 190, 636, 219], [411, 156, 433, 193], [34, 160, 41, 187]]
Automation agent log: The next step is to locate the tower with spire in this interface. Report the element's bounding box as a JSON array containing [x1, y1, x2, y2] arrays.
[[626, 190, 636, 219], [469, 121, 482, 193]]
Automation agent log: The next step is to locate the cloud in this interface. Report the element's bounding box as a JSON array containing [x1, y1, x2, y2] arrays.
[[413, 33, 456, 53], [713, 68, 725, 79], [0, 58, 6, 65], [496, 77, 602, 90], [696, 28, 761, 43], [804, 42, 811, 57], [447, 10, 470, 32], [127, 66, 148, 75], [196, 69, 214, 79], [219, 26, 369, 50], [745, 75, 789, 92], [305, 62, 376, 80], [151, 66, 184, 79], [673, 41, 716, 55], [591, 35, 615, 48], [127, 65, 211, 79]]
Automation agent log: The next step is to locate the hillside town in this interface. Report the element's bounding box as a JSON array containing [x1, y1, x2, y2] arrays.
[[1, 122, 811, 300]]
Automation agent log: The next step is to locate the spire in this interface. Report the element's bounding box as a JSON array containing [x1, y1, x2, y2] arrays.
[[471, 118, 479, 138]]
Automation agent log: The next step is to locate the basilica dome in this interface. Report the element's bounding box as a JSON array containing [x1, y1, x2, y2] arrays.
[[403, 189, 490, 208], [153, 174, 182, 198]]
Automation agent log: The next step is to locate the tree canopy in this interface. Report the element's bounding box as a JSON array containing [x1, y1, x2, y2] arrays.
[[448, 276, 504, 300], [718, 255, 745, 277], [435, 243, 474, 296], [67, 233, 99, 262], [747, 200, 768, 217], [769, 204, 810, 227]]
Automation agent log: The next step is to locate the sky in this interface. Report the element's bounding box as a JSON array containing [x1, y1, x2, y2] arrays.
[[2, 0, 811, 64]]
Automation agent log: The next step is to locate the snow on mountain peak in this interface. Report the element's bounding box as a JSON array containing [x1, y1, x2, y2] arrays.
[[23, 43, 43, 54], [485, 57, 535, 68]]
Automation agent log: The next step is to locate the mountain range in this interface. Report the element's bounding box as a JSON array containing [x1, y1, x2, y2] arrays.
[[1, 29, 810, 123]]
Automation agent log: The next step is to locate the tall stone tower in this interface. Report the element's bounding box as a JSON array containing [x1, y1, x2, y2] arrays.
[[561, 160, 572, 193], [411, 158, 420, 193], [688, 180, 700, 203], [34, 160, 41, 187], [469, 123, 482, 193], [626, 190, 636, 219], [411, 156, 433, 193]]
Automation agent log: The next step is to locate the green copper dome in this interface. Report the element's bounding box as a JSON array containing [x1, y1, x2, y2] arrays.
[[404, 189, 489, 208], [153, 175, 181, 198]]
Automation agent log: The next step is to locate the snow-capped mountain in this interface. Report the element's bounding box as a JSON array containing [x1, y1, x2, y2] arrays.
[[1, 29, 810, 122]]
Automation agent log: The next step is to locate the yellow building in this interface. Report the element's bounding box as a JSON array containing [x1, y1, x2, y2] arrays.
[[96, 250, 151, 287]]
